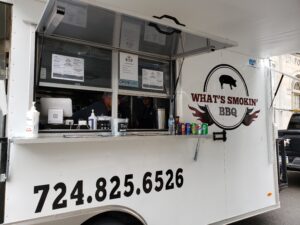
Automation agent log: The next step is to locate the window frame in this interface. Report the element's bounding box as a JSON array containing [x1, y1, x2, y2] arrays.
[[34, 34, 175, 128]]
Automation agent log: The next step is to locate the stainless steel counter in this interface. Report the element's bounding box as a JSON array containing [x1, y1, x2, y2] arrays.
[[11, 132, 212, 145]]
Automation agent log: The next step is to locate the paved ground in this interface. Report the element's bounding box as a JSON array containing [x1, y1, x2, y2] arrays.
[[230, 171, 300, 225]]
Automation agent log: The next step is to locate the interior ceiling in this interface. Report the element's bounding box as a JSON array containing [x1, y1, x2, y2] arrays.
[[86, 0, 300, 59]]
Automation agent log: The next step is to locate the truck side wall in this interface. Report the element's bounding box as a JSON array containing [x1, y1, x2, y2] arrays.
[[6, 0, 45, 138], [4, 1, 279, 225], [177, 50, 278, 220], [5, 53, 278, 225]]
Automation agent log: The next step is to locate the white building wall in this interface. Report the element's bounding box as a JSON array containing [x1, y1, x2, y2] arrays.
[[271, 54, 300, 130]]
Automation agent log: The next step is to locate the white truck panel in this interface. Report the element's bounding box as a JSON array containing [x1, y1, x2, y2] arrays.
[[7, 0, 45, 138], [3, 1, 279, 225], [4, 50, 279, 225], [6, 137, 227, 225], [177, 50, 278, 220]]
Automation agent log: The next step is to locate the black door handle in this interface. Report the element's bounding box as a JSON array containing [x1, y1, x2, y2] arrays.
[[153, 14, 186, 27], [148, 22, 181, 35]]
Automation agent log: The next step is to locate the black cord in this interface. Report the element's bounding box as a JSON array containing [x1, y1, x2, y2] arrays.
[[172, 33, 185, 103], [174, 58, 185, 93], [169, 34, 185, 118], [174, 34, 185, 91], [270, 74, 284, 108], [35, 31, 45, 101]]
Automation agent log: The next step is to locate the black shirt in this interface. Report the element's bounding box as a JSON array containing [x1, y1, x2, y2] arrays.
[[137, 105, 156, 129]]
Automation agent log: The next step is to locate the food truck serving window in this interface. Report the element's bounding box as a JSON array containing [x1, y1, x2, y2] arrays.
[[32, 0, 236, 134], [35, 36, 172, 133]]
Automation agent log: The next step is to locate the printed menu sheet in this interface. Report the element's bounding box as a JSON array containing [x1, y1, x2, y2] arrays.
[[142, 69, 164, 91], [51, 54, 84, 82], [119, 52, 138, 87]]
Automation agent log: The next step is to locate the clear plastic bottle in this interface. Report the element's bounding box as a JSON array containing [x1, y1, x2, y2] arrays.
[[25, 102, 40, 137], [88, 109, 97, 130], [168, 114, 175, 135]]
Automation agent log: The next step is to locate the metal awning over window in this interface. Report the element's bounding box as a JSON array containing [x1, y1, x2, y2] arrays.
[[36, 0, 236, 60]]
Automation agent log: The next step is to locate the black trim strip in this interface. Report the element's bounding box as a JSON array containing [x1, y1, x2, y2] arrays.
[[0, 182, 5, 224], [0, 138, 8, 224]]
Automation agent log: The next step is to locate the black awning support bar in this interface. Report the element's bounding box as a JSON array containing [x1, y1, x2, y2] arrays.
[[270, 74, 284, 108], [0, 137, 8, 224]]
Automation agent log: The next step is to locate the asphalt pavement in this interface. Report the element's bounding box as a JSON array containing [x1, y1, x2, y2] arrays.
[[230, 171, 300, 225]]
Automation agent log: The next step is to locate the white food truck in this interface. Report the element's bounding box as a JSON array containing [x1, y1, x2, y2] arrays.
[[0, 0, 281, 225]]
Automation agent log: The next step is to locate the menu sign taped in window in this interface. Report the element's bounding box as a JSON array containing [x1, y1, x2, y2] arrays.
[[51, 54, 85, 82], [119, 52, 138, 88], [142, 69, 164, 91]]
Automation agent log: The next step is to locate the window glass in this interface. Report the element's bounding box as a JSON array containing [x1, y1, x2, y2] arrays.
[[119, 56, 171, 95], [0, 3, 11, 79], [38, 37, 112, 89], [36, 88, 112, 131], [0, 2, 11, 137], [118, 95, 169, 130], [120, 15, 179, 57], [53, 0, 115, 46]]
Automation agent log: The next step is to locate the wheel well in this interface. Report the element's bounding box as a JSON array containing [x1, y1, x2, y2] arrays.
[[81, 210, 146, 225]]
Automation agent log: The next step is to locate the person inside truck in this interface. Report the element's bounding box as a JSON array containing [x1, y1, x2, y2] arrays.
[[72, 92, 112, 122], [136, 97, 156, 129]]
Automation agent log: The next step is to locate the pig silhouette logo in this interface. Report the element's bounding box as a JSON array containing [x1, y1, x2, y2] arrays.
[[219, 75, 237, 90]]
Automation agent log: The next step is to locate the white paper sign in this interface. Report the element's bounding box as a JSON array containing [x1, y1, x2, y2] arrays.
[[0, 80, 7, 115], [51, 54, 84, 82], [119, 52, 138, 87], [120, 21, 141, 51], [142, 69, 164, 91]]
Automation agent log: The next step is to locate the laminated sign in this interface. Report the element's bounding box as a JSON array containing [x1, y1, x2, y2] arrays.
[[119, 52, 138, 87], [142, 69, 164, 91], [189, 64, 260, 130], [52, 54, 84, 82]]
